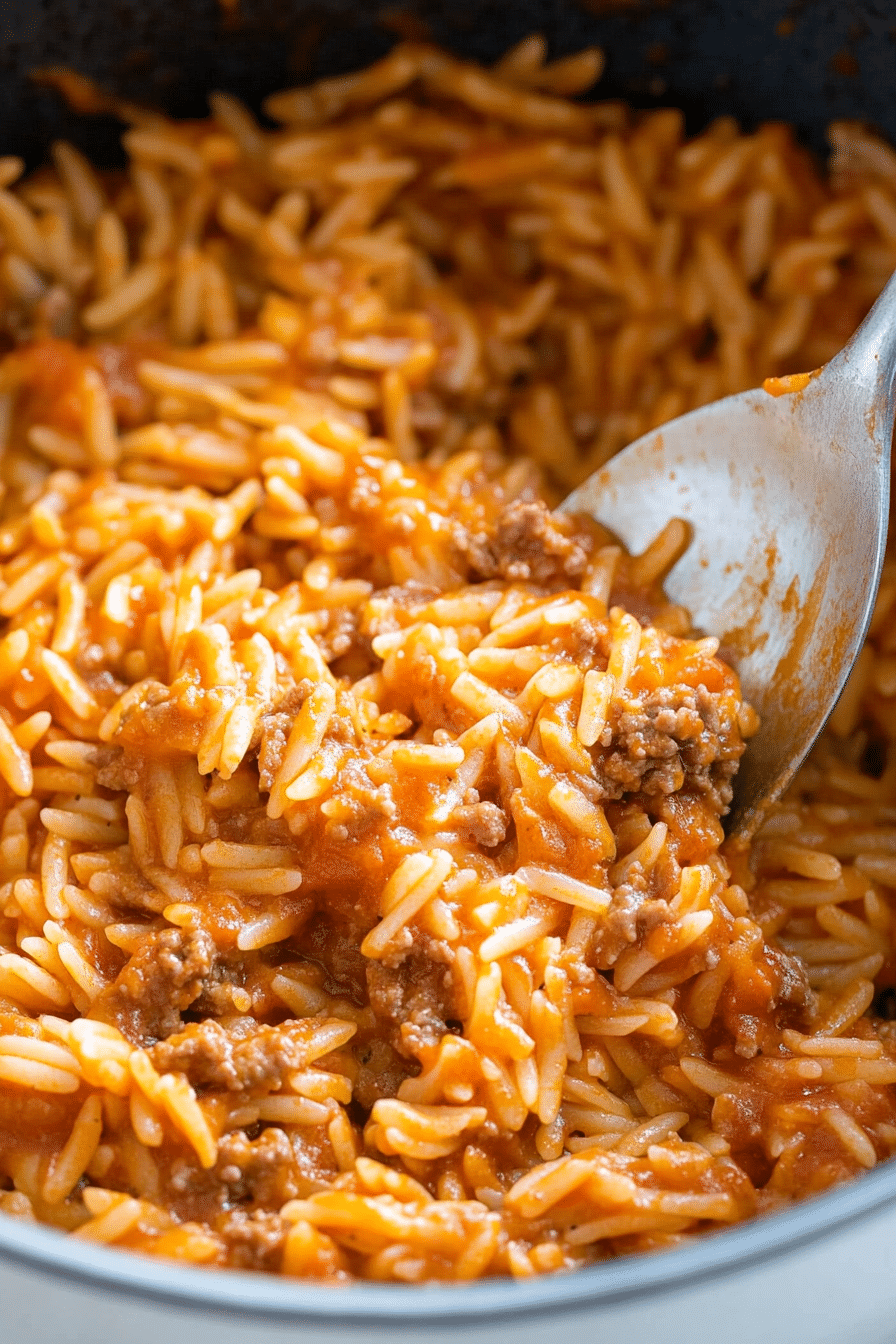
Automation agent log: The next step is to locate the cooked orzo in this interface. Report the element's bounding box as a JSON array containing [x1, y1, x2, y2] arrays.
[[1, 38, 896, 1282]]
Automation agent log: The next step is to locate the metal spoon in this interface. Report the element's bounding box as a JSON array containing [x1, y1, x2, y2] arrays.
[[562, 269, 896, 841]]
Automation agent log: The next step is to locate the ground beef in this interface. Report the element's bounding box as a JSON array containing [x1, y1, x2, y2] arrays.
[[216, 1123, 342, 1208], [216, 1126, 303, 1206], [454, 799, 507, 848], [314, 754, 398, 852], [366, 942, 458, 1060], [352, 1035, 416, 1111], [92, 745, 142, 793], [90, 927, 217, 1045], [147, 1017, 335, 1091], [765, 944, 813, 1012], [570, 616, 611, 661], [597, 875, 649, 958], [593, 685, 744, 815], [217, 1208, 288, 1272], [453, 499, 593, 585], [255, 683, 311, 790], [597, 888, 676, 969]]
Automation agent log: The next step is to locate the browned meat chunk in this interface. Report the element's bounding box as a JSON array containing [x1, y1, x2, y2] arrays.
[[215, 1123, 342, 1207], [92, 745, 141, 793], [216, 1209, 288, 1272], [594, 685, 744, 815], [90, 927, 216, 1045], [216, 1126, 303, 1206], [366, 943, 458, 1060], [255, 683, 310, 789], [595, 885, 677, 968], [454, 799, 507, 848], [765, 944, 812, 1012], [147, 1016, 343, 1092], [454, 499, 592, 585]]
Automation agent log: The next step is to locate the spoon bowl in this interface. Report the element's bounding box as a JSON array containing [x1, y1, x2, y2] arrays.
[[562, 270, 896, 839]]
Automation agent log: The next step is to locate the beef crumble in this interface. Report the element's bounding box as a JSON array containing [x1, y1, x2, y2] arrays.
[[147, 1016, 347, 1091], [216, 1209, 289, 1272], [366, 943, 459, 1059], [90, 927, 218, 1045], [453, 499, 593, 585], [593, 685, 744, 814], [454, 798, 508, 848], [255, 683, 312, 791]]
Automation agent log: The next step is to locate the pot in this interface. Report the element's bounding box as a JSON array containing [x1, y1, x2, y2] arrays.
[[4, 1157, 896, 1344], [2, 3, 896, 1340]]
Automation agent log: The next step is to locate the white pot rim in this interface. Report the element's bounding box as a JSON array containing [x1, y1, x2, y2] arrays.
[[2, 1157, 896, 1326]]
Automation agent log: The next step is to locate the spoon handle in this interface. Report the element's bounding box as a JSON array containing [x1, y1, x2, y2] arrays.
[[822, 266, 896, 447]]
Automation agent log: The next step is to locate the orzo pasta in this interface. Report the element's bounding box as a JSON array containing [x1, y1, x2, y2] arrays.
[[1, 39, 896, 1283]]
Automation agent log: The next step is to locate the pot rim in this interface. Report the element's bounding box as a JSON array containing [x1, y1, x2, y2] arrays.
[[2, 1156, 896, 1326]]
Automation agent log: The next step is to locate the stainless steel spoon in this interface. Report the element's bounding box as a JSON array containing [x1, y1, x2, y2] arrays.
[[562, 268, 896, 841]]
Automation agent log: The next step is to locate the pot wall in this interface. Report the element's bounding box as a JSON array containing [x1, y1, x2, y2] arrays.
[[4, 1189, 896, 1344], [2, 0, 896, 167]]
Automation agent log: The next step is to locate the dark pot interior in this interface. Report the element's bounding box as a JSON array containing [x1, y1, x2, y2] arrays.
[[2, 0, 896, 167]]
